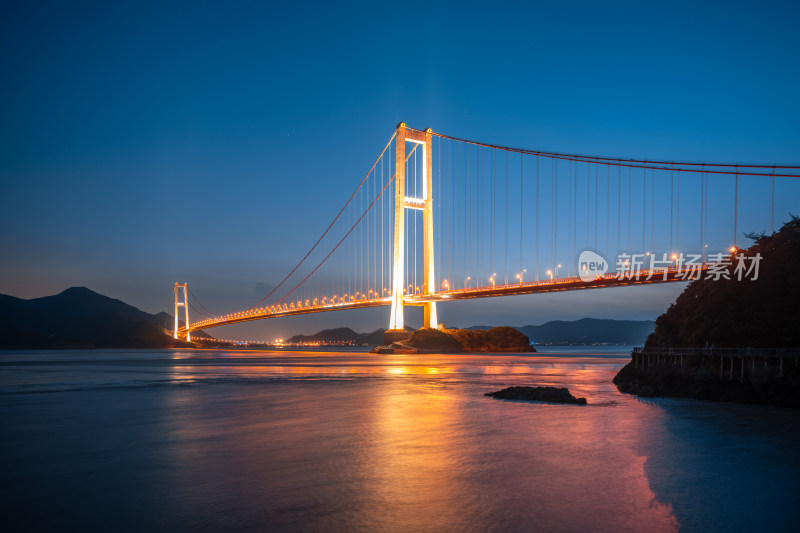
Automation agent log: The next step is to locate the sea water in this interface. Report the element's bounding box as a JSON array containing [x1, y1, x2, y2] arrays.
[[1, 348, 799, 532]]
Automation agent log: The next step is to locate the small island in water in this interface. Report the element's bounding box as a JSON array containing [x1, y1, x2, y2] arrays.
[[373, 326, 535, 354], [614, 216, 800, 407]]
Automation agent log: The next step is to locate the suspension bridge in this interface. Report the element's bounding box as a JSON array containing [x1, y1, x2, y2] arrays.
[[173, 123, 799, 341]]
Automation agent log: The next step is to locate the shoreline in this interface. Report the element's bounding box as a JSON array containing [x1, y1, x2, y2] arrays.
[[614, 348, 800, 407]]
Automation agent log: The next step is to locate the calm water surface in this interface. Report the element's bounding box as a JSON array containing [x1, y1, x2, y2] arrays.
[[1, 347, 799, 532]]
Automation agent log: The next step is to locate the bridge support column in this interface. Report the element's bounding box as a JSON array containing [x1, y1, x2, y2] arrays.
[[174, 282, 190, 341], [388, 124, 407, 332], [422, 127, 438, 330], [388, 123, 438, 333]]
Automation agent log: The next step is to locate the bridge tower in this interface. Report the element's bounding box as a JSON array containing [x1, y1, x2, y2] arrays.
[[388, 123, 438, 333], [173, 282, 190, 341]]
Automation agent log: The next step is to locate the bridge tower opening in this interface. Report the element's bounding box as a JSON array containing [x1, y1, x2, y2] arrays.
[[173, 282, 190, 341], [388, 122, 438, 333]]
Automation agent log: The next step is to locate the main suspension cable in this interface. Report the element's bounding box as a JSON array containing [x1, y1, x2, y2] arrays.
[[245, 132, 397, 311]]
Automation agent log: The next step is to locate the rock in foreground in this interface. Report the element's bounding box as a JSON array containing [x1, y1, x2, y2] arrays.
[[485, 386, 587, 404]]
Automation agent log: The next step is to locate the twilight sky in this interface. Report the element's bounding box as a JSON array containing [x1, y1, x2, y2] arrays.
[[1, 1, 799, 340]]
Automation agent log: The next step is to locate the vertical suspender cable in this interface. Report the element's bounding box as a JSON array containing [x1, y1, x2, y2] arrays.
[[360, 171, 363, 298], [536, 156, 539, 281], [617, 166, 621, 254], [699, 168, 703, 262], [651, 169, 654, 255], [374, 163, 377, 295], [705, 170, 709, 261], [734, 166, 739, 248], [468, 146, 472, 287], [466, 144, 470, 287], [607, 165, 611, 257], [368, 169, 371, 296], [770, 167, 775, 234], [670, 167, 674, 253], [587, 163, 590, 250], [380, 151, 384, 295], [642, 167, 646, 255], [595, 165, 598, 249], [627, 167, 631, 254], [491, 150, 495, 279], [553, 160, 556, 276], [677, 170, 680, 253], [505, 152, 509, 285], [568, 160, 572, 276], [520, 153, 524, 278]]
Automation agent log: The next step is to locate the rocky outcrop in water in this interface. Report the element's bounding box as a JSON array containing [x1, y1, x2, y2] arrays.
[[372, 326, 535, 354], [485, 386, 587, 405], [447, 326, 534, 352]]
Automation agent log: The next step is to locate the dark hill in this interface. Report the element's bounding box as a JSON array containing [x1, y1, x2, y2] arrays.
[[645, 216, 800, 348], [0, 287, 193, 349], [468, 318, 654, 345], [614, 217, 800, 406], [286, 319, 653, 347], [286, 327, 362, 344], [516, 318, 655, 345], [287, 326, 413, 345]]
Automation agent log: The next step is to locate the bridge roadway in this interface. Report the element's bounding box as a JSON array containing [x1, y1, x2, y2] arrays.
[[181, 266, 708, 335]]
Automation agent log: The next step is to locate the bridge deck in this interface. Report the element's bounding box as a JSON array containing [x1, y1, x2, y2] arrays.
[[181, 267, 707, 334]]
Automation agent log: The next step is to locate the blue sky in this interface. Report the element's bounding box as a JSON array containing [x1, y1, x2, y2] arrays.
[[1, 1, 799, 339]]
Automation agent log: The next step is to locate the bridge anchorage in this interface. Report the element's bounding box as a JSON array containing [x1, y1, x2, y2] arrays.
[[172, 122, 798, 342]]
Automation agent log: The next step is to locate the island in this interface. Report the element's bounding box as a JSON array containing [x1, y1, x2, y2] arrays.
[[372, 326, 535, 354]]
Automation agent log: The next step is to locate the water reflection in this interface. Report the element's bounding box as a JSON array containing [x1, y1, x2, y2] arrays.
[[3, 350, 799, 532], [154, 352, 682, 531], [358, 377, 480, 531]]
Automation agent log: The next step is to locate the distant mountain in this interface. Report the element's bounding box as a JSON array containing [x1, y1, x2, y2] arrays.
[[514, 318, 655, 345], [0, 287, 195, 349], [286, 319, 653, 347], [287, 326, 412, 345], [287, 327, 362, 344]]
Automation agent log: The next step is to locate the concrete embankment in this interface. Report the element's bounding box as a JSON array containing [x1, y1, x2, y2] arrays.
[[613, 348, 800, 407]]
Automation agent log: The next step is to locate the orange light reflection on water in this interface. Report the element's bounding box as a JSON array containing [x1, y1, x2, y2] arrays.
[[160, 350, 679, 530]]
